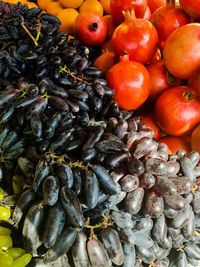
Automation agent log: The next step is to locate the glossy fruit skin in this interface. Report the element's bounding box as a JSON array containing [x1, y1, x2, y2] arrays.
[[191, 124, 200, 153], [158, 136, 191, 154], [179, 0, 200, 18], [163, 23, 200, 79], [147, 0, 165, 13], [74, 12, 107, 46], [79, 0, 104, 16], [57, 8, 79, 34], [140, 112, 162, 140], [59, 0, 84, 9], [47, 1, 63, 16], [151, 3, 190, 48], [106, 55, 150, 110], [146, 60, 180, 101], [112, 13, 158, 64], [110, 0, 148, 25], [154, 86, 200, 136], [37, 0, 53, 11]]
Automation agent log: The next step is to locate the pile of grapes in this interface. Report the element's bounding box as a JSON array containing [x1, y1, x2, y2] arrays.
[[0, 1, 200, 267]]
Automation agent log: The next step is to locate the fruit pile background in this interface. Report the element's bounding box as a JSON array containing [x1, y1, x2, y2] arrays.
[[16, 0, 200, 156], [1, 0, 200, 266]]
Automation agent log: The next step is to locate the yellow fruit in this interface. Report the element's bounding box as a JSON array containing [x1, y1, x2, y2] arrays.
[[0, 206, 11, 221], [0, 252, 13, 267], [37, 0, 54, 11], [59, 0, 83, 9], [79, 0, 104, 16], [47, 1, 63, 16], [0, 226, 11, 236], [57, 8, 79, 34], [0, 235, 13, 251], [6, 248, 25, 260], [26, 2, 38, 8], [100, 0, 110, 14]]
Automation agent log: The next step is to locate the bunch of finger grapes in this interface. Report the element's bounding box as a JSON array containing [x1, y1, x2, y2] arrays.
[[0, 1, 200, 267]]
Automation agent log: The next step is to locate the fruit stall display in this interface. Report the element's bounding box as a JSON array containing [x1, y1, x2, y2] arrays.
[[1, 0, 200, 266]]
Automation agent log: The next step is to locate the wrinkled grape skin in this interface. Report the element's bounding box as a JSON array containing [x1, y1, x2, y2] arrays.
[[146, 190, 164, 218], [169, 176, 193, 195], [124, 187, 144, 215], [145, 158, 167, 175], [164, 192, 185, 211], [87, 237, 110, 267], [139, 173, 155, 189], [170, 204, 191, 229], [101, 227, 124, 265], [152, 215, 167, 243], [119, 174, 139, 192], [127, 157, 145, 176]]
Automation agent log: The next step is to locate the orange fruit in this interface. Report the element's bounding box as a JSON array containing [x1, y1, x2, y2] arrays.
[[58, 0, 83, 9], [47, 1, 63, 16], [94, 51, 117, 76], [8, 0, 22, 3], [100, 0, 111, 14], [103, 15, 115, 39], [140, 112, 163, 141], [57, 8, 79, 34], [79, 0, 104, 16], [37, 0, 54, 11], [19, 0, 28, 4], [26, 2, 38, 8], [158, 136, 191, 155]]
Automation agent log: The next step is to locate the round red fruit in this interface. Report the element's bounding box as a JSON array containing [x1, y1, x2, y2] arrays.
[[163, 23, 200, 79], [74, 12, 107, 46], [106, 54, 150, 110], [154, 86, 200, 136], [151, 0, 190, 48], [110, 0, 147, 25], [146, 60, 180, 101], [112, 10, 158, 64]]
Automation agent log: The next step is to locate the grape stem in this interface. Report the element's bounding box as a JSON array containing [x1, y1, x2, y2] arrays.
[[35, 19, 42, 42], [20, 17, 38, 47], [177, 245, 184, 252], [44, 151, 92, 169], [68, 161, 93, 170], [16, 88, 27, 102], [84, 213, 113, 239], [59, 65, 91, 86], [42, 92, 50, 99]]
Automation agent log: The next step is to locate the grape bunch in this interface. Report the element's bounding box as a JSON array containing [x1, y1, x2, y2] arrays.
[[0, 1, 200, 267], [7, 113, 200, 267]]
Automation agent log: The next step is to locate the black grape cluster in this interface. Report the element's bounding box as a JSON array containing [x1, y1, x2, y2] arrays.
[[0, 2, 200, 267], [0, 1, 101, 89], [7, 114, 200, 267]]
